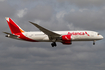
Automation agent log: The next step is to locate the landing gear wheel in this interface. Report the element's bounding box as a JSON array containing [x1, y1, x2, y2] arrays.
[[51, 42, 57, 47], [93, 42, 95, 45]]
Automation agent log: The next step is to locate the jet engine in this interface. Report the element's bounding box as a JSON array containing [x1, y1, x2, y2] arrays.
[[61, 35, 72, 44]]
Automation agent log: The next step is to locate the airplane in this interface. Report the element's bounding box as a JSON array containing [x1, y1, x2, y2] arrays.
[[3, 17, 103, 47]]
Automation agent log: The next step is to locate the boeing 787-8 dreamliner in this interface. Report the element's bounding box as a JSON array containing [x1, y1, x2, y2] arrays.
[[3, 17, 103, 47]]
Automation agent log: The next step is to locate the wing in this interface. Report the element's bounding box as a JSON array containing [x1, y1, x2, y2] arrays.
[[29, 21, 61, 41]]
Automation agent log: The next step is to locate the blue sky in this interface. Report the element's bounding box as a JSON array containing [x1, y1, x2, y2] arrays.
[[0, 0, 105, 70]]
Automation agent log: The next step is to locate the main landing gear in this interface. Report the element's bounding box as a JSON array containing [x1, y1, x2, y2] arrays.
[[51, 42, 57, 47]]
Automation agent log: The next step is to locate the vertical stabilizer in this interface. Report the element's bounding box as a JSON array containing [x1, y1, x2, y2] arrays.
[[5, 17, 24, 34]]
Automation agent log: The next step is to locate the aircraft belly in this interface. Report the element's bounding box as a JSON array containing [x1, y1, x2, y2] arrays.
[[29, 35, 50, 42]]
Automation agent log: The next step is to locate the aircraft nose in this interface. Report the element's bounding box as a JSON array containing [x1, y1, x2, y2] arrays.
[[100, 35, 104, 39]]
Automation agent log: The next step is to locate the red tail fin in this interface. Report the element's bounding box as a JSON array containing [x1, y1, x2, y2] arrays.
[[5, 17, 24, 34]]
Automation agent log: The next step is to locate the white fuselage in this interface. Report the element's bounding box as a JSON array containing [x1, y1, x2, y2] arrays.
[[22, 31, 103, 42]]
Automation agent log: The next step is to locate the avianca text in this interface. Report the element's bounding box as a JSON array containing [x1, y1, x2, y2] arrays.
[[67, 32, 90, 36]]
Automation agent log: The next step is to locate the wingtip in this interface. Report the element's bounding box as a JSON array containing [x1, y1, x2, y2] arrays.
[[29, 21, 32, 23], [29, 21, 35, 25], [29, 21, 37, 24]]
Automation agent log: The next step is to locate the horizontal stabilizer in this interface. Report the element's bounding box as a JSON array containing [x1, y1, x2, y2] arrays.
[[3, 32, 18, 37]]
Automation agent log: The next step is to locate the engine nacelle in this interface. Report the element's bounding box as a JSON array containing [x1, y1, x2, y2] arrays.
[[62, 35, 72, 45]]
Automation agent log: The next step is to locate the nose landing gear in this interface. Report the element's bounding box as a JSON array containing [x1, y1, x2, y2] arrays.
[[93, 40, 95, 45]]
